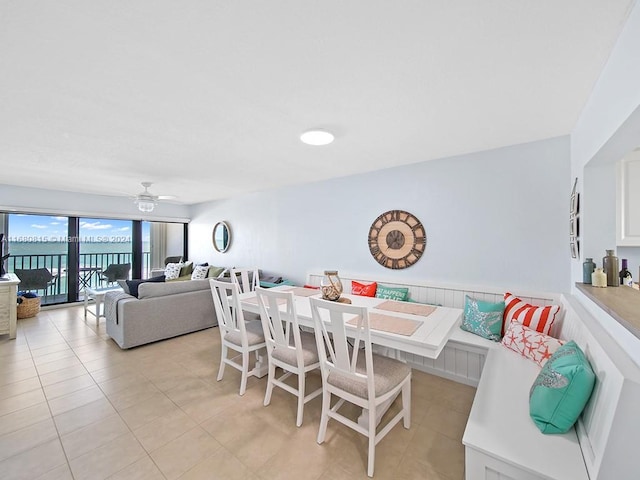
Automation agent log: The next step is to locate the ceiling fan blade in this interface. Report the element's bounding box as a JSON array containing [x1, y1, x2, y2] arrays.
[[157, 195, 177, 200]]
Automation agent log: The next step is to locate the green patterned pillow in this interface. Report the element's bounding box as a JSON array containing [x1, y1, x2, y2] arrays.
[[529, 341, 595, 434], [460, 296, 505, 341], [375, 284, 409, 301]]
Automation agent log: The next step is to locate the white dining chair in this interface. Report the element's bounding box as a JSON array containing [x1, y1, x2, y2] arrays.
[[309, 297, 412, 478], [255, 287, 322, 427], [231, 267, 260, 293], [209, 279, 266, 395]]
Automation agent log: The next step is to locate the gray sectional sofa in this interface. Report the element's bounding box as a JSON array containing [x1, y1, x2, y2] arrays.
[[105, 279, 217, 349]]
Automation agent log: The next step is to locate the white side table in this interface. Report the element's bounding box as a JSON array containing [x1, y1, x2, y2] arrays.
[[0, 274, 19, 339], [84, 285, 123, 325]]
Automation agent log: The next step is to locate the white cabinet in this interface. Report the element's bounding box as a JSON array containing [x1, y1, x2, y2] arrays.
[[616, 154, 640, 246], [0, 273, 19, 339]]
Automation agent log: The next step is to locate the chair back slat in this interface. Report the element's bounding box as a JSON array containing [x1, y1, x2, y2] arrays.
[[209, 279, 248, 345], [231, 267, 259, 294], [310, 298, 373, 391], [256, 287, 305, 366]]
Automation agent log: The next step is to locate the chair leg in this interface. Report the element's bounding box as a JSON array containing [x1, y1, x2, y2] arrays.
[[217, 344, 227, 382], [264, 362, 276, 406], [239, 350, 249, 396], [317, 390, 331, 444], [367, 406, 376, 477], [296, 372, 305, 427], [402, 380, 411, 429]]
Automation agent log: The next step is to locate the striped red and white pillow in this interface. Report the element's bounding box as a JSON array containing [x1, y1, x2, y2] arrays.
[[503, 292, 560, 336]]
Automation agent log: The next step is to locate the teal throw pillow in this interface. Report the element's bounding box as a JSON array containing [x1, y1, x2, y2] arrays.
[[460, 296, 505, 341], [376, 284, 409, 302], [529, 341, 595, 434]]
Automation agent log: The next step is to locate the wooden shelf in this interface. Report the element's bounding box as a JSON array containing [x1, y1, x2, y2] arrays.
[[575, 282, 640, 339]]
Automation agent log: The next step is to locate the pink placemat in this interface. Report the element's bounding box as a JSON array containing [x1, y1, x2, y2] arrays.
[[243, 295, 287, 305], [347, 313, 422, 336], [374, 300, 436, 317], [287, 287, 320, 297]]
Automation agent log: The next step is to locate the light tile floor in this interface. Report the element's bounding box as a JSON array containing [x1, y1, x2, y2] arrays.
[[0, 306, 476, 480]]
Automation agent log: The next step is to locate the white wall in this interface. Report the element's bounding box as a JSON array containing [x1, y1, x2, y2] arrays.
[[190, 136, 570, 293], [571, 2, 640, 284], [0, 184, 190, 221]]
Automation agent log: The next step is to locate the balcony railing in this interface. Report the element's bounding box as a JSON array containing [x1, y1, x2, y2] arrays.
[[8, 251, 152, 304]]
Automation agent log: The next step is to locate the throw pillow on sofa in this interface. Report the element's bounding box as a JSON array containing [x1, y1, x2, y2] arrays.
[[191, 265, 209, 280], [179, 261, 194, 277], [207, 266, 226, 278], [164, 263, 182, 280], [126, 275, 166, 298]]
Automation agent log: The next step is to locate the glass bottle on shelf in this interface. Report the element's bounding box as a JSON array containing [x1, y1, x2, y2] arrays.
[[582, 258, 595, 284], [592, 268, 607, 288], [320, 270, 343, 301], [619, 259, 633, 287], [603, 250, 619, 287]]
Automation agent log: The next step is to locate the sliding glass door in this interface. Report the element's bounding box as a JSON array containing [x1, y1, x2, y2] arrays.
[[5, 213, 68, 305], [2, 212, 187, 305], [77, 218, 133, 292]]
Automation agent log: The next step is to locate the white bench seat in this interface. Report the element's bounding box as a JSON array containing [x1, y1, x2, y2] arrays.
[[463, 346, 588, 479], [306, 273, 640, 479]]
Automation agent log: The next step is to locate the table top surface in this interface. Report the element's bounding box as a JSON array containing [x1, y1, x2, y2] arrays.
[[85, 285, 123, 295], [239, 285, 462, 359]]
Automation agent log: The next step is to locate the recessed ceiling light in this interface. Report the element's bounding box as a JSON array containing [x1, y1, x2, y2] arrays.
[[300, 130, 335, 146]]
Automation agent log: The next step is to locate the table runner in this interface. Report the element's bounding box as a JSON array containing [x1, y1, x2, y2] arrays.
[[374, 300, 436, 317], [347, 312, 422, 336]]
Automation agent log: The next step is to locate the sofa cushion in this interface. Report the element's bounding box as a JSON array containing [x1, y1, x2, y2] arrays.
[[137, 278, 210, 299], [179, 261, 194, 277], [191, 265, 209, 280], [207, 266, 226, 278], [126, 275, 166, 298], [164, 263, 182, 280]]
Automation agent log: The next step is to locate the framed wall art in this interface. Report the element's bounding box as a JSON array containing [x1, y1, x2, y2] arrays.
[[569, 178, 580, 259]]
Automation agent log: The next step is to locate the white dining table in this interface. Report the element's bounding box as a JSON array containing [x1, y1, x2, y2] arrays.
[[238, 285, 463, 361], [239, 285, 463, 427]]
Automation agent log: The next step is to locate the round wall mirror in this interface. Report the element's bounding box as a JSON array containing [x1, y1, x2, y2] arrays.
[[212, 221, 231, 253]]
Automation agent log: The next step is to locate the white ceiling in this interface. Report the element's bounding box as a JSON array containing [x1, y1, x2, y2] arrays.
[[0, 1, 634, 205]]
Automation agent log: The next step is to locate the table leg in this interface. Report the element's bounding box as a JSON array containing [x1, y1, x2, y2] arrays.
[[94, 294, 103, 326]]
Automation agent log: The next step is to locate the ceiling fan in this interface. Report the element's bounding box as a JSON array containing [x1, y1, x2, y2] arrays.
[[133, 182, 175, 212]]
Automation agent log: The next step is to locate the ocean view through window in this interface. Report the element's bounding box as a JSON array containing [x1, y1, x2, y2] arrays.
[[2, 214, 157, 305]]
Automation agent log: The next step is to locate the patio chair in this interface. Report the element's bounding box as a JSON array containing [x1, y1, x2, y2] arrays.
[[100, 263, 131, 285], [14, 268, 57, 296], [164, 256, 182, 265]]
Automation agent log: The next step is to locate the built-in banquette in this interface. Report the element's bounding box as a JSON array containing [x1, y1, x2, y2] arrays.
[[306, 273, 640, 480]]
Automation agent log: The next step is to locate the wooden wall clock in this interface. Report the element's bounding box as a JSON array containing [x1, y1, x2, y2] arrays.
[[368, 210, 426, 269]]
